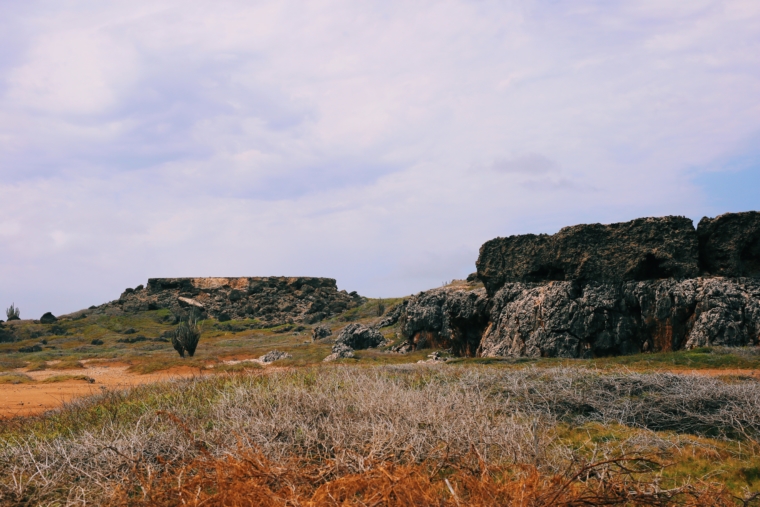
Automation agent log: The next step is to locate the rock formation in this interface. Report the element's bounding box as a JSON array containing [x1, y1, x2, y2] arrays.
[[472, 212, 760, 357], [395, 212, 760, 358], [39, 312, 57, 324], [334, 323, 385, 350], [259, 350, 292, 363], [93, 277, 363, 325], [476, 216, 699, 296], [480, 277, 760, 358], [698, 211, 760, 278], [312, 325, 333, 341], [323, 343, 355, 362], [400, 286, 488, 356]]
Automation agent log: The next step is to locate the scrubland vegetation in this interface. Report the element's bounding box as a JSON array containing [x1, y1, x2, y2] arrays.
[[2, 296, 760, 505], [2, 365, 760, 505]]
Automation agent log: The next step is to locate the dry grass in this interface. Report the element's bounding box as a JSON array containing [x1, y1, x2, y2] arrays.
[[1, 366, 759, 506], [112, 450, 739, 506]]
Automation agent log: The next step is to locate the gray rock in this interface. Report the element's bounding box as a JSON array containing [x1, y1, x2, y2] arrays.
[[698, 211, 760, 278], [335, 323, 385, 349], [323, 343, 355, 362], [479, 278, 760, 358], [312, 325, 333, 341], [390, 341, 413, 354], [39, 312, 57, 324], [476, 216, 699, 296], [376, 300, 408, 328], [400, 287, 488, 356], [259, 350, 292, 363]]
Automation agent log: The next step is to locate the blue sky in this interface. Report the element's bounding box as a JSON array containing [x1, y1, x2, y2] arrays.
[[1, 0, 759, 318]]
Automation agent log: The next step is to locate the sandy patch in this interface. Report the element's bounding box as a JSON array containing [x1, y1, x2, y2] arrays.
[[0, 364, 205, 419]]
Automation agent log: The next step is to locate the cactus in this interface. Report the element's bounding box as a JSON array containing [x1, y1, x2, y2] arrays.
[[172, 315, 201, 358], [5, 303, 20, 321]]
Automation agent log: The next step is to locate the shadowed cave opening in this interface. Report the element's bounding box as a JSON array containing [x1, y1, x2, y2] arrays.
[[631, 253, 674, 281]]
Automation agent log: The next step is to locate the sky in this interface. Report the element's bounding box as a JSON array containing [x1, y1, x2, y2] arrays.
[[1, 0, 759, 319]]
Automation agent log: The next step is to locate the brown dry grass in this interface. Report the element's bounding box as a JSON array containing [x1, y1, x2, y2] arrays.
[[114, 450, 739, 506]]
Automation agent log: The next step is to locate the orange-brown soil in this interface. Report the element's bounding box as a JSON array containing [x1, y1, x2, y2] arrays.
[[0, 363, 208, 418]]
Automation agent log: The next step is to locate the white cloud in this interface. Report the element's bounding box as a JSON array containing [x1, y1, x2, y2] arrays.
[[0, 0, 758, 316]]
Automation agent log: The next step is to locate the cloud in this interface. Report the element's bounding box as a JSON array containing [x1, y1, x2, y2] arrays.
[[0, 0, 759, 316]]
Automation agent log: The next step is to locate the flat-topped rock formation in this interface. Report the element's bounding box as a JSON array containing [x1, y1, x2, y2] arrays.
[[474, 212, 760, 357], [476, 216, 699, 296], [95, 277, 363, 325]]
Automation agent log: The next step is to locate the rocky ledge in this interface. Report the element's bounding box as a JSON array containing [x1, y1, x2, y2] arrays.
[[94, 277, 364, 325]]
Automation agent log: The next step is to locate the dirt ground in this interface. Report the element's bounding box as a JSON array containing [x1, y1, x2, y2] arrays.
[[1, 364, 757, 419], [0, 363, 207, 418]]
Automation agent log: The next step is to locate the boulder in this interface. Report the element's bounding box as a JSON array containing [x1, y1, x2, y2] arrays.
[[476, 216, 699, 296], [40, 312, 57, 324], [698, 211, 760, 278], [312, 325, 333, 341], [259, 350, 292, 363], [323, 343, 356, 362], [335, 323, 385, 350]]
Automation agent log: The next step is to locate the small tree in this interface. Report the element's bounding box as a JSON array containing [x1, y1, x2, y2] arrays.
[[376, 299, 386, 317], [171, 315, 202, 358], [6, 303, 20, 321]]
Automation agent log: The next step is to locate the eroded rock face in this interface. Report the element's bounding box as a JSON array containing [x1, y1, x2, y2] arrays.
[[400, 286, 489, 356], [476, 216, 699, 296], [335, 323, 385, 350], [479, 278, 760, 358], [698, 211, 760, 278], [97, 277, 363, 325]]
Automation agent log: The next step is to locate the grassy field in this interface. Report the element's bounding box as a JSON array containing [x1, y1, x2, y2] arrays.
[[1, 365, 759, 505], [2, 297, 760, 505]]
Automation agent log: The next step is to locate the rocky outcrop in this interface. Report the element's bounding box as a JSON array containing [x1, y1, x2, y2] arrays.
[[466, 212, 760, 358], [376, 301, 408, 328], [312, 325, 333, 341], [259, 350, 292, 363], [334, 323, 385, 350], [476, 216, 699, 296], [399, 285, 489, 356], [323, 343, 355, 361], [698, 211, 760, 278], [479, 277, 760, 358], [94, 277, 363, 325], [39, 312, 57, 324]]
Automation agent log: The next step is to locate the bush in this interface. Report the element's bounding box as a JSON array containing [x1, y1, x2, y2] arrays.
[[5, 303, 19, 321], [171, 316, 202, 358]]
